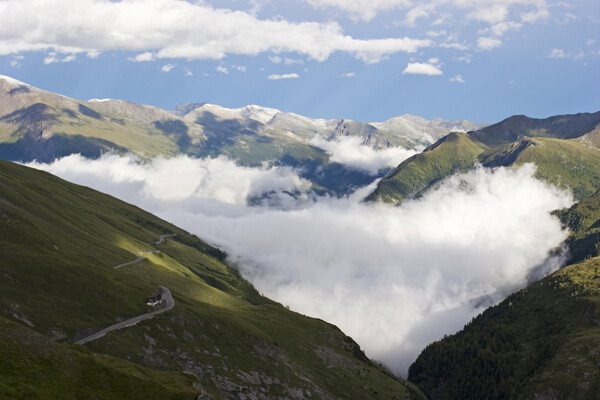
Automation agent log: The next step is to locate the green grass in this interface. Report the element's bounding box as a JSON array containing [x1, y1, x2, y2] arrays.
[[367, 132, 487, 203], [408, 254, 600, 400], [0, 159, 423, 399], [369, 122, 600, 204], [482, 137, 600, 201]]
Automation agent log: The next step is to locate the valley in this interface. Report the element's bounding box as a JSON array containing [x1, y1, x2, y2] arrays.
[[0, 74, 599, 399]]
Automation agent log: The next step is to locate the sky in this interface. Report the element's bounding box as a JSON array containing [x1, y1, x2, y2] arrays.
[[0, 0, 598, 123], [28, 155, 573, 375]]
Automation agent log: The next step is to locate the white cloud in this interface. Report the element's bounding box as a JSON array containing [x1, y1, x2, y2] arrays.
[[267, 73, 299, 80], [455, 54, 472, 63], [27, 157, 573, 375], [402, 59, 443, 75], [269, 55, 282, 63], [477, 36, 502, 51], [161, 63, 176, 72], [284, 58, 303, 65], [43, 52, 76, 64], [305, 0, 550, 28], [340, 72, 355, 78], [86, 50, 101, 58], [450, 74, 465, 83], [586, 38, 596, 47], [402, 4, 435, 26], [521, 7, 550, 23], [27, 154, 311, 206], [128, 52, 154, 62], [427, 30, 447, 37], [439, 42, 469, 50], [489, 21, 523, 36], [468, 4, 509, 24], [306, 0, 412, 21], [0, 0, 431, 64], [184, 67, 193, 76], [548, 48, 567, 58], [10, 55, 23, 68], [216, 64, 229, 74], [310, 135, 417, 174], [234, 65, 247, 72]]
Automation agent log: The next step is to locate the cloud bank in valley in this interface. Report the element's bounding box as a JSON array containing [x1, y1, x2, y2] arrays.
[[309, 135, 418, 174], [28, 155, 573, 375]]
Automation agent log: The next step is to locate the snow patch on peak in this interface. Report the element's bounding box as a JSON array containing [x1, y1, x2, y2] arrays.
[[88, 98, 113, 103], [0, 75, 29, 87], [234, 104, 280, 124]]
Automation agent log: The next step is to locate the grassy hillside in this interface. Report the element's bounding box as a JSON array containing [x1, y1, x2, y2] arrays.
[[0, 159, 423, 399], [482, 137, 600, 200], [368, 112, 600, 204], [407, 195, 600, 400], [408, 257, 600, 400], [365, 132, 487, 203]]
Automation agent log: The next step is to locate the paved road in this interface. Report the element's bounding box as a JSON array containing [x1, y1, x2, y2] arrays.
[[113, 256, 146, 269], [152, 233, 177, 245], [75, 287, 174, 345]]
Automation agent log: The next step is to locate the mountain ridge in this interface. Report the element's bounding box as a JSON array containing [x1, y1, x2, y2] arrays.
[[367, 111, 600, 203]]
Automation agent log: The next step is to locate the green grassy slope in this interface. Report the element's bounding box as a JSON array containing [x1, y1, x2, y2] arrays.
[[365, 132, 487, 203], [482, 137, 600, 201], [0, 159, 423, 399], [368, 112, 600, 204], [407, 194, 600, 400]]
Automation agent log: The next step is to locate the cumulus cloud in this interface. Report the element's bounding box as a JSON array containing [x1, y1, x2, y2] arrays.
[[161, 63, 176, 72], [27, 154, 311, 206], [450, 74, 466, 83], [310, 135, 417, 174], [267, 73, 300, 80], [27, 155, 573, 376], [340, 72, 355, 78], [477, 36, 502, 50], [0, 0, 431, 63], [128, 52, 154, 62], [43, 52, 76, 64], [402, 58, 443, 75]]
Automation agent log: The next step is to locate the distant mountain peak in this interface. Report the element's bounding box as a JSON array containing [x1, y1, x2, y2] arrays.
[[233, 104, 281, 124], [0, 75, 29, 87], [173, 102, 208, 117]]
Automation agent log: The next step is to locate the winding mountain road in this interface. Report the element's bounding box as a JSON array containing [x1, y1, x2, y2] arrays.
[[152, 233, 177, 245], [76, 287, 174, 345], [113, 256, 146, 269], [76, 233, 178, 345]]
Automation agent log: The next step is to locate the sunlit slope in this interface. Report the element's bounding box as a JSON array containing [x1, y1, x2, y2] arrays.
[[365, 132, 486, 203], [481, 137, 600, 200], [0, 159, 423, 399], [368, 112, 600, 203], [408, 194, 600, 400]]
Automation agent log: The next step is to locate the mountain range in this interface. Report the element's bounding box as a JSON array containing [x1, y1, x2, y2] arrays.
[[1, 74, 600, 399], [0, 75, 485, 196], [367, 111, 600, 203]]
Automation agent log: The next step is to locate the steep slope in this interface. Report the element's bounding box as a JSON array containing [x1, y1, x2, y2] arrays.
[[408, 257, 600, 400], [0, 159, 424, 399], [481, 137, 600, 200], [470, 112, 600, 147], [365, 132, 487, 203], [368, 112, 600, 203], [555, 191, 600, 265], [408, 195, 600, 400]]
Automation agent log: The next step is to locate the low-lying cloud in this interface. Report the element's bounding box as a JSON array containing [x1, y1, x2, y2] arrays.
[[28, 155, 573, 375], [310, 135, 418, 174]]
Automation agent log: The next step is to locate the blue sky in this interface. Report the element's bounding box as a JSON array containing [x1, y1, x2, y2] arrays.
[[0, 0, 598, 123]]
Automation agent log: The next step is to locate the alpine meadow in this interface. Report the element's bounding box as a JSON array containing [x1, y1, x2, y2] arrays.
[[1, 1, 599, 399]]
